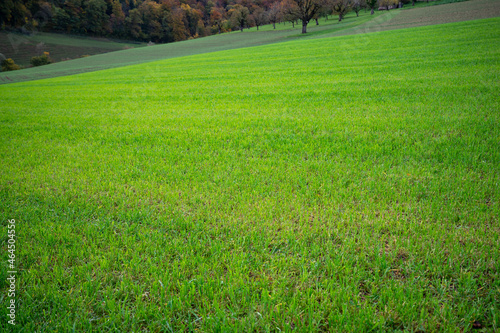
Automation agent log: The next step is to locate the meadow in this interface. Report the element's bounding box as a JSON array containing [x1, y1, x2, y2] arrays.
[[0, 31, 144, 67], [0, 14, 499, 333], [2, 0, 498, 86], [0, 8, 384, 85]]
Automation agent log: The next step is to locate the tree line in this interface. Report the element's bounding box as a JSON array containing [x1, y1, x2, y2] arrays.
[[0, 0, 408, 43]]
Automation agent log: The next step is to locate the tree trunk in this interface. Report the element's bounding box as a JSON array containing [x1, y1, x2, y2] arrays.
[[257, 25, 259, 30], [273, 22, 276, 29], [315, 18, 319, 25], [371, 8, 374, 14], [292, 21, 294, 28], [412, 0, 415, 5], [338, 14, 342, 22], [240, 25, 243, 32], [356, 11, 359, 17], [302, 21, 307, 33]]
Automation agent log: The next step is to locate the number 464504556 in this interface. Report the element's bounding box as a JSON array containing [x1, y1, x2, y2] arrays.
[[7, 219, 16, 267]]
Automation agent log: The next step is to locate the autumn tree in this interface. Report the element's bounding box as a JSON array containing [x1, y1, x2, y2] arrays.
[[281, 0, 299, 28], [0, 0, 14, 27], [137, 1, 162, 41], [199, 0, 215, 25], [0, 0, 28, 27], [1, 0, 310, 44], [210, 7, 226, 34], [366, 0, 378, 14], [285, 0, 322, 33], [351, 0, 365, 16], [379, 0, 398, 9], [126, 8, 145, 39], [251, 7, 268, 30], [52, 7, 71, 32], [313, 12, 320, 25], [171, 9, 189, 41], [84, 0, 109, 35], [180, 4, 203, 37], [228, 4, 250, 32], [110, 0, 125, 36], [332, 0, 351, 21], [317, 0, 333, 21], [268, 2, 282, 29], [53, 0, 84, 33], [34, 2, 53, 30]]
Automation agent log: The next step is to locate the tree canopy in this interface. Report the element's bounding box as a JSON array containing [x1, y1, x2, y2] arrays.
[[0, 0, 384, 43]]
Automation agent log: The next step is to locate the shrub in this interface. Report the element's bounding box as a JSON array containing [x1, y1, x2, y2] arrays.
[[30, 52, 53, 67], [1, 58, 21, 71]]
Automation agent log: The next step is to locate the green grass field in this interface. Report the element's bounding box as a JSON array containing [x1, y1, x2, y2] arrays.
[[0, 8, 388, 85], [3, 0, 497, 86], [1, 10, 500, 333], [0, 31, 144, 68]]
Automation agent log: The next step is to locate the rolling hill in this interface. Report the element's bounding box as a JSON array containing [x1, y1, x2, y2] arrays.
[[0, 31, 144, 67], [1, 0, 498, 85], [0, 13, 499, 331]]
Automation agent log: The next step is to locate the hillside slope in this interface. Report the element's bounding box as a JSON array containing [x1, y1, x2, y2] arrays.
[[1, 0, 498, 85], [0, 10, 378, 85], [1, 17, 499, 331], [0, 31, 144, 67], [321, 0, 500, 38]]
